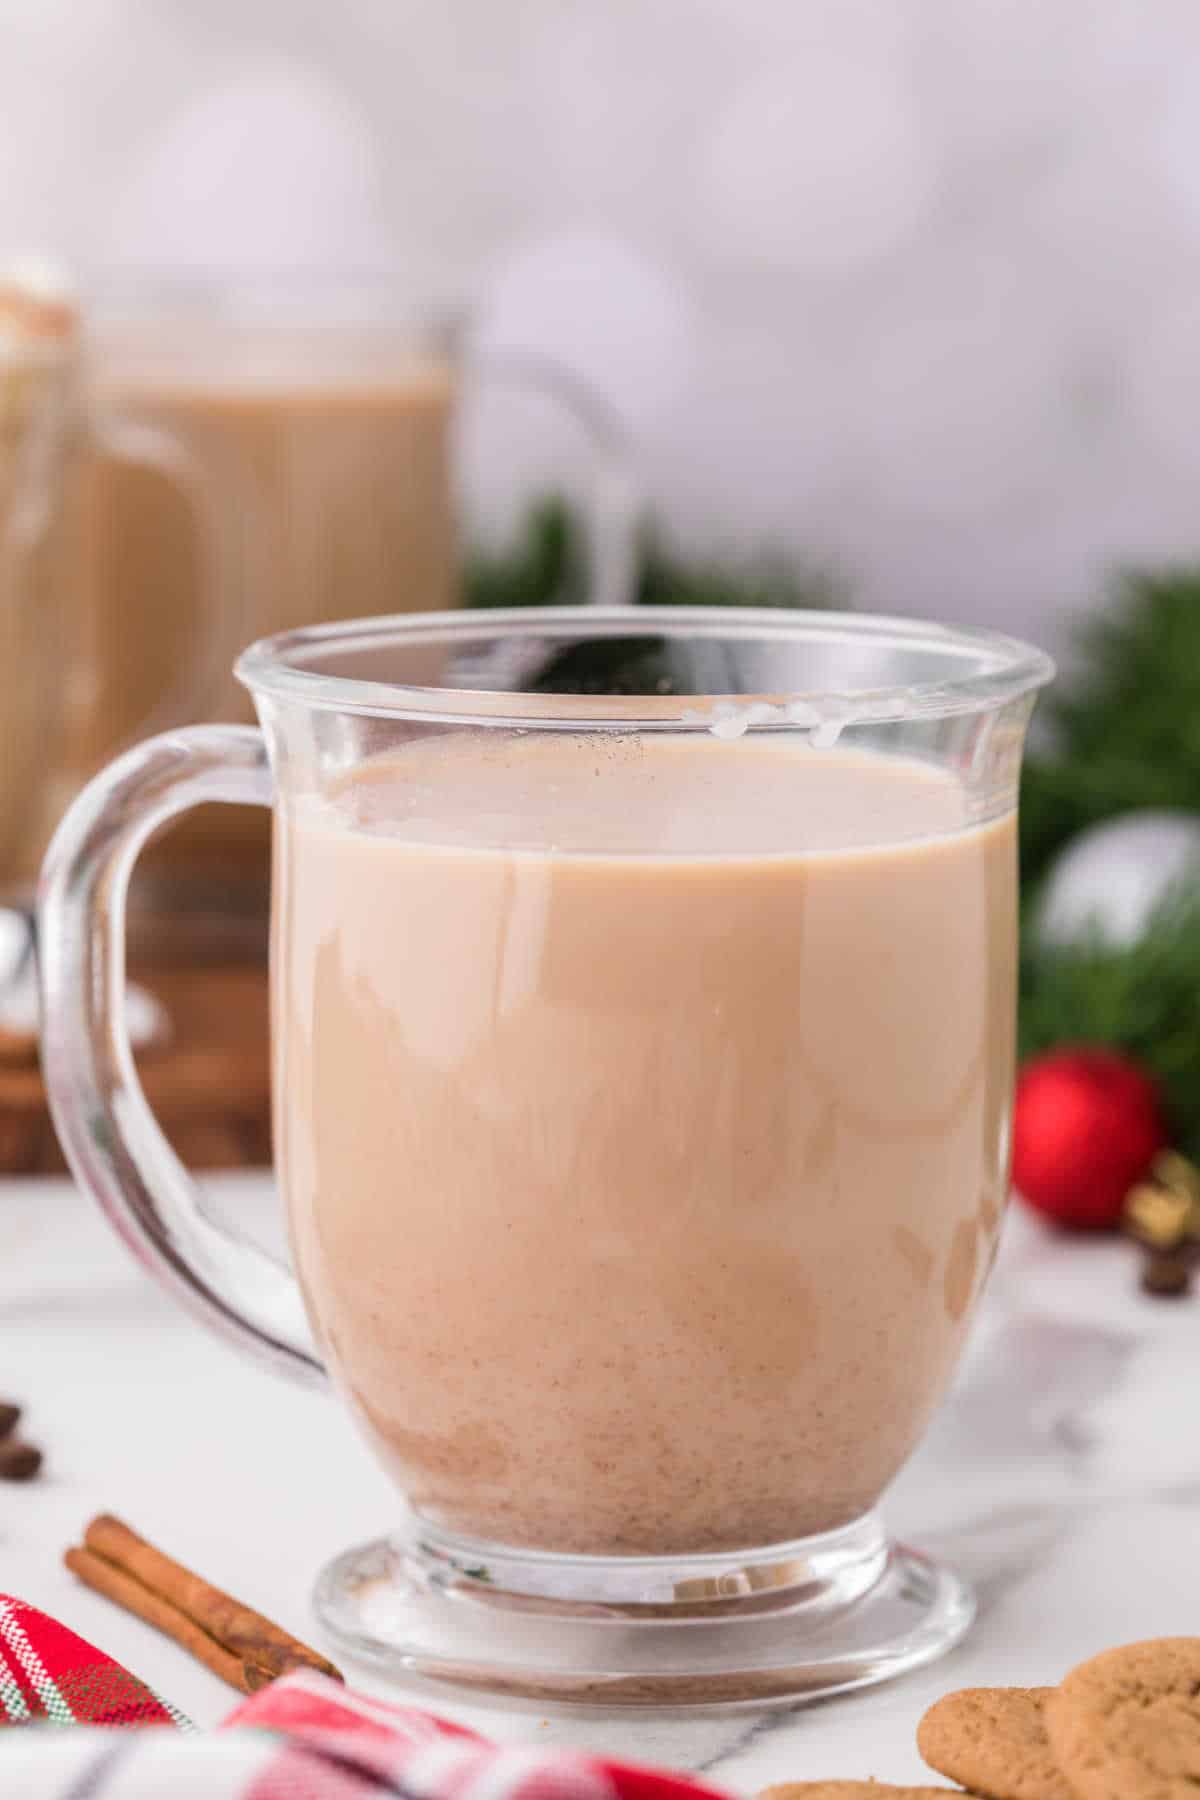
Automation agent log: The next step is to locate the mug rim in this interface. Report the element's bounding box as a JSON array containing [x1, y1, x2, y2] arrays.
[[235, 605, 1056, 728]]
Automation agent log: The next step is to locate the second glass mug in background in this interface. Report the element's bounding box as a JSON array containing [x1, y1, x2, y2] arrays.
[[39, 609, 1053, 1706], [0, 310, 75, 881], [0, 292, 224, 890], [67, 277, 639, 907]]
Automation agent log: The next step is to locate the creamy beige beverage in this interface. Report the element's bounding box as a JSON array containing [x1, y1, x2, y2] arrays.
[[274, 733, 1016, 1556]]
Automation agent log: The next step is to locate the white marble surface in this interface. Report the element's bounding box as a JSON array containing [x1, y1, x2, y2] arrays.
[[3, 1172, 1200, 1790]]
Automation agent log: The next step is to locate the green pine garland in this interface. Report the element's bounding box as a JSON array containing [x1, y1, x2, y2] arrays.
[[1019, 568, 1200, 1153], [465, 495, 845, 613], [1021, 568, 1200, 884], [1019, 898, 1200, 1156]]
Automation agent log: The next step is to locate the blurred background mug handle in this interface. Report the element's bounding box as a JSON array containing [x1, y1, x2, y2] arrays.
[[62, 401, 243, 779], [464, 344, 644, 609]]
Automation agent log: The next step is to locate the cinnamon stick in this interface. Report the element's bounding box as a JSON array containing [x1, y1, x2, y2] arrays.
[[64, 1514, 341, 1695], [64, 1548, 263, 1693]]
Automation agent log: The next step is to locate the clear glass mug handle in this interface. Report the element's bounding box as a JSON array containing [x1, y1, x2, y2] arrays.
[[464, 347, 643, 608], [38, 724, 324, 1386]]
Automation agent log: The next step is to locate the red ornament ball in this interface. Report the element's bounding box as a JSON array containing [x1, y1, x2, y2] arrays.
[[1012, 1047, 1168, 1230]]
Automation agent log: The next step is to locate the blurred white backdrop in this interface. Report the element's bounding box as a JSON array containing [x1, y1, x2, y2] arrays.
[[5, 0, 1200, 655]]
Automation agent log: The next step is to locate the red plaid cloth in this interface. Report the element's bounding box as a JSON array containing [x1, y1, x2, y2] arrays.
[[0, 1596, 187, 1728], [0, 1596, 733, 1800]]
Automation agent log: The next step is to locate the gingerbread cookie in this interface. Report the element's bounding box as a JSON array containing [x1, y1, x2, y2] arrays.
[[1046, 1636, 1200, 1800], [917, 1685, 1072, 1800]]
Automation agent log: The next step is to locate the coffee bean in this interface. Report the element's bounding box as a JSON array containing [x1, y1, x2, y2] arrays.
[[0, 1440, 41, 1481], [0, 1402, 20, 1438], [1140, 1252, 1192, 1297]]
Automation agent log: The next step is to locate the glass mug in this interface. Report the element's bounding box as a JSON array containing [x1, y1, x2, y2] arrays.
[[39, 608, 1053, 1705], [71, 279, 640, 900]]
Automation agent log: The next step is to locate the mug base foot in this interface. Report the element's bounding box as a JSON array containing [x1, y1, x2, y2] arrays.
[[312, 1511, 973, 1709]]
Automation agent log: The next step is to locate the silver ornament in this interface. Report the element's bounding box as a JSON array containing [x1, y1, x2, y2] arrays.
[[1036, 809, 1200, 950]]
